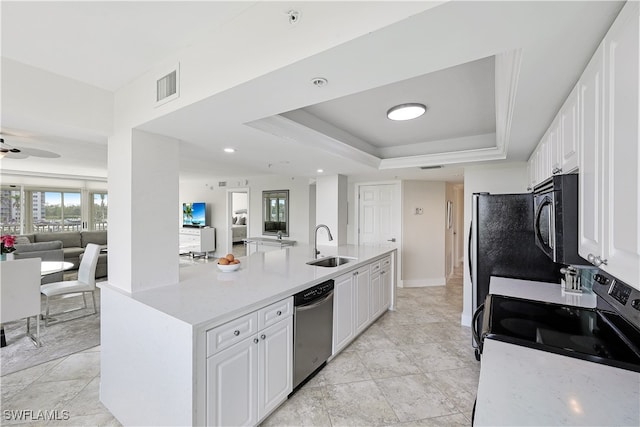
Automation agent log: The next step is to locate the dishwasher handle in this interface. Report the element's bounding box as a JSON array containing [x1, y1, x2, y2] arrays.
[[295, 291, 334, 311]]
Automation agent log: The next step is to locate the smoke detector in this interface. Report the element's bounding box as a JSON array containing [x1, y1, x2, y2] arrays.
[[287, 10, 300, 24]]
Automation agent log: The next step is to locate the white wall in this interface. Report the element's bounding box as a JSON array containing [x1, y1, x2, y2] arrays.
[[179, 175, 311, 258], [232, 193, 248, 214], [315, 175, 347, 246], [401, 180, 446, 287], [461, 162, 529, 325]]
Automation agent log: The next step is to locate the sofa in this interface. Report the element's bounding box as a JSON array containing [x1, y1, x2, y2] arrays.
[[16, 230, 107, 278], [11, 241, 65, 284]]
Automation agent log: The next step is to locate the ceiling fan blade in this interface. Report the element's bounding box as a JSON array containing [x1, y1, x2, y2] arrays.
[[18, 147, 61, 158], [2, 151, 29, 159]]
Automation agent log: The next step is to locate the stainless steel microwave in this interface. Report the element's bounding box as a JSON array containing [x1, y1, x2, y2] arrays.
[[533, 174, 587, 265]]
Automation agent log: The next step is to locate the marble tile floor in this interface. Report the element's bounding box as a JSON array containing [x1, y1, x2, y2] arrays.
[[0, 267, 478, 426]]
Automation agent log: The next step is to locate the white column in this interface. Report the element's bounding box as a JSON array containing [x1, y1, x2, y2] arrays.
[[107, 129, 179, 293], [315, 174, 348, 246]]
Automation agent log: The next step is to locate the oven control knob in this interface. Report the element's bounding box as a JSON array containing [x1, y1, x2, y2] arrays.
[[631, 299, 640, 311]]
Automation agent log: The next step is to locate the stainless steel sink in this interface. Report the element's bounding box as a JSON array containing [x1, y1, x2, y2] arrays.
[[306, 256, 356, 267]]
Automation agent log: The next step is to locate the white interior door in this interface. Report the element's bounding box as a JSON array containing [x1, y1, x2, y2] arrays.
[[358, 184, 398, 245], [357, 182, 401, 291]]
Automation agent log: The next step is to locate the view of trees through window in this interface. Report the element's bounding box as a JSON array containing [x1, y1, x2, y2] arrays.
[[0, 188, 108, 234]]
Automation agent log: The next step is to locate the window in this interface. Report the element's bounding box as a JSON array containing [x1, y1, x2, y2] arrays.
[[1, 186, 107, 234], [0, 188, 22, 235], [32, 191, 82, 232], [91, 192, 108, 230]]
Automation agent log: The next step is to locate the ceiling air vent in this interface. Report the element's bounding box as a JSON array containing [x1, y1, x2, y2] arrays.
[[155, 63, 180, 106]]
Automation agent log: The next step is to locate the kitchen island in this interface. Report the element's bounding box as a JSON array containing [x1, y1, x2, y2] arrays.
[[99, 244, 396, 426]]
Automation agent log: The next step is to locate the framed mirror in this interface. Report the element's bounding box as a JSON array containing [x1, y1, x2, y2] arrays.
[[262, 190, 289, 237]]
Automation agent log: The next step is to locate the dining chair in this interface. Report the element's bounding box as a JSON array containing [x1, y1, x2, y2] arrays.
[[0, 258, 42, 347], [40, 243, 100, 326]]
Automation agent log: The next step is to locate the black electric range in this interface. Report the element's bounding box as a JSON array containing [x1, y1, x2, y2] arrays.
[[478, 270, 640, 373]]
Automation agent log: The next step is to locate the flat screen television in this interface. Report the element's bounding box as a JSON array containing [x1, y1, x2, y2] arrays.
[[183, 202, 207, 227]]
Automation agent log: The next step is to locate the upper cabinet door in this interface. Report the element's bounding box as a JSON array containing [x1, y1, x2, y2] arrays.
[[601, 2, 640, 286], [561, 85, 580, 173], [578, 43, 606, 263]]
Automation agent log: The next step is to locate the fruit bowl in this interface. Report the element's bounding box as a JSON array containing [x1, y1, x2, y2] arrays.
[[217, 262, 240, 272]]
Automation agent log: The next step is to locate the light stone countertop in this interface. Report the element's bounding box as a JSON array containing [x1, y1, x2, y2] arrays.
[[100, 244, 396, 328], [474, 339, 640, 426], [489, 276, 597, 308], [476, 276, 639, 426]]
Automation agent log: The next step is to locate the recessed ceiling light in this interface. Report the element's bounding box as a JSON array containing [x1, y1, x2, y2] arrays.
[[387, 103, 426, 121], [317, 169, 324, 173], [311, 77, 328, 87], [223, 148, 235, 153]]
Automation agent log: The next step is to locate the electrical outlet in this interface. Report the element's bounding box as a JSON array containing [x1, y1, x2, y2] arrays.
[[415, 207, 424, 215]]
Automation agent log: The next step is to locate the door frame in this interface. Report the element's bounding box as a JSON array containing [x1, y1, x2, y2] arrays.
[[354, 180, 403, 291], [226, 188, 250, 256]]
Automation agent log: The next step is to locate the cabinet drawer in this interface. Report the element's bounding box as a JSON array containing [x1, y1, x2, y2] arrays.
[[258, 297, 293, 330], [381, 257, 391, 270], [207, 312, 258, 356], [370, 261, 381, 276]]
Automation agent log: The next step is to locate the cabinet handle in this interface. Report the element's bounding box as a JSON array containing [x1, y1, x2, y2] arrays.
[[253, 338, 259, 344], [594, 256, 608, 267], [276, 310, 282, 316], [260, 334, 266, 340], [233, 330, 240, 336]]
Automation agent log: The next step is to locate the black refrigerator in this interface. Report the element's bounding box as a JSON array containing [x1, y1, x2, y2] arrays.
[[470, 192, 560, 349]]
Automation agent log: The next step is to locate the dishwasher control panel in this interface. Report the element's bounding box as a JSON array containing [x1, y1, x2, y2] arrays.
[[294, 280, 334, 305]]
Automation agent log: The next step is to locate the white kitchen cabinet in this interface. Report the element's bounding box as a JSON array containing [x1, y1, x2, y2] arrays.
[[332, 256, 393, 355], [528, 79, 580, 185], [354, 265, 371, 334], [560, 85, 580, 172], [207, 334, 258, 426], [380, 256, 392, 311], [332, 272, 355, 355], [579, 1, 640, 288], [578, 43, 605, 268], [179, 227, 216, 257], [369, 260, 382, 318], [549, 118, 562, 176], [206, 297, 293, 426]]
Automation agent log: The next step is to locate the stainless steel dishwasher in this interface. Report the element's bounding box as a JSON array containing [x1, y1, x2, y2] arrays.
[[292, 279, 334, 393]]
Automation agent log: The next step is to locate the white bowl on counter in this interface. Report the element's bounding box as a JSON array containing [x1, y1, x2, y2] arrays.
[[217, 263, 240, 272]]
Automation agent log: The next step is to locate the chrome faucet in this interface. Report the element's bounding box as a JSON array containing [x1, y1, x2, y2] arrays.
[[314, 224, 334, 258], [277, 230, 282, 240]]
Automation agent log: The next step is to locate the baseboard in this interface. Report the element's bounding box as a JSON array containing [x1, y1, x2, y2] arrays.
[[460, 312, 472, 327], [402, 277, 446, 287]]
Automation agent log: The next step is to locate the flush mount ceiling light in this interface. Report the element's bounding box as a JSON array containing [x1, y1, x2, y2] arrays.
[[223, 148, 235, 153], [387, 103, 426, 121], [317, 169, 324, 173]]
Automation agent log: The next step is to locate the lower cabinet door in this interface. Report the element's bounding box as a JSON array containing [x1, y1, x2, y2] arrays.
[[207, 337, 258, 427], [258, 318, 293, 419], [355, 267, 371, 333], [370, 273, 382, 318], [381, 268, 391, 311], [332, 273, 355, 355]]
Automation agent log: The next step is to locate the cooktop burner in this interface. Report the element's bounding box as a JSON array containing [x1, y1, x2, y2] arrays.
[[484, 295, 640, 372]]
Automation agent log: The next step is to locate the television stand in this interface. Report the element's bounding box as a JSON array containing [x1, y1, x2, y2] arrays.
[[179, 227, 216, 257]]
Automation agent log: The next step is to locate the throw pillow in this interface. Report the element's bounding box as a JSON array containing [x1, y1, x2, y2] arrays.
[[238, 217, 246, 225], [232, 216, 237, 224]]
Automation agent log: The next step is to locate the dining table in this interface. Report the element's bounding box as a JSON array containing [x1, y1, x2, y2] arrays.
[[0, 260, 75, 347]]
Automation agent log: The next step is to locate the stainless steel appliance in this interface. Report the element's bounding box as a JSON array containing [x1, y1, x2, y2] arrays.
[[470, 192, 560, 357], [292, 279, 334, 393], [533, 173, 586, 265]]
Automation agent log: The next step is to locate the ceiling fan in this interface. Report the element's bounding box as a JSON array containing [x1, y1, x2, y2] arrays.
[[0, 135, 61, 159]]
